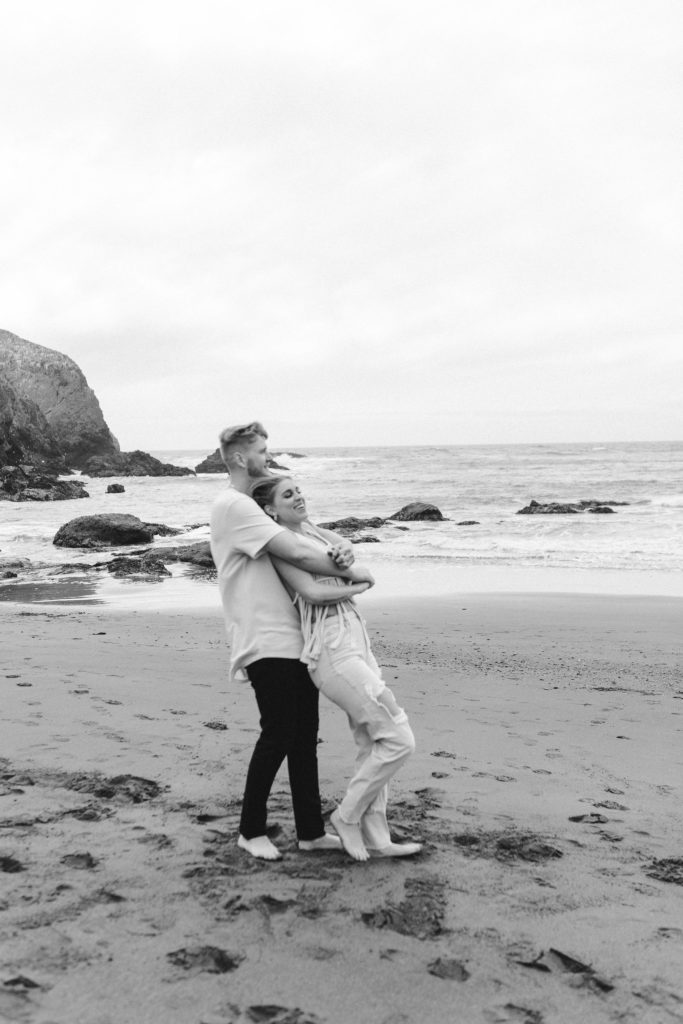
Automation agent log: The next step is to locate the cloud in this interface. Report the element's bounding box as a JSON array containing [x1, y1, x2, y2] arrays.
[[1, 0, 681, 446]]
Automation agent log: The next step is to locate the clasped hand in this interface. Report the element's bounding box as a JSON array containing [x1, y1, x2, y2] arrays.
[[327, 541, 355, 570]]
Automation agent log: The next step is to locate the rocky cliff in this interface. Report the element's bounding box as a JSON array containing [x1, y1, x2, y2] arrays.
[[0, 378, 65, 468], [0, 329, 120, 466]]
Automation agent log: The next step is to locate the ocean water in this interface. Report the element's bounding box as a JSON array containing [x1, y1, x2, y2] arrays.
[[1, 441, 682, 605]]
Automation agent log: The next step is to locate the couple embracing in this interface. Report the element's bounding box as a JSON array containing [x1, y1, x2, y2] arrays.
[[209, 421, 420, 863]]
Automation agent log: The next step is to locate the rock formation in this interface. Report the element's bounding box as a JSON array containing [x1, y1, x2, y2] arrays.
[[388, 502, 446, 522], [517, 499, 627, 515], [318, 503, 446, 540], [82, 451, 194, 477], [53, 514, 182, 549], [0, 378, 65, 469], [317, 516, 387, 536], [195, 449, 295, 473], [159, 541, 215, 569], [0, 330, 119, 465], [1, 465, 89, 502]]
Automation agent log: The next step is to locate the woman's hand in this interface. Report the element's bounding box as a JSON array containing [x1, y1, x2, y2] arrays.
[[344, 564, 375, 587], [327, 540, 355, 570]]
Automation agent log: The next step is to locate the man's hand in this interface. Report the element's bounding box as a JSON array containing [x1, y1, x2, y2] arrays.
[[327, 540, 355, 570]]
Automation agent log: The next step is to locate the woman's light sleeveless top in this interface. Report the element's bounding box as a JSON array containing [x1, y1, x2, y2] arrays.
[[294, 525, 371, 668]]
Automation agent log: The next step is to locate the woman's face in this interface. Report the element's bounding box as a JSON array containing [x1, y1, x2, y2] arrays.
[[268, 478, 307, 526]]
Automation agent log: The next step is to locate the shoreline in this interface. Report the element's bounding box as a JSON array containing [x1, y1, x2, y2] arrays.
[[2, 560, 683, 613], [2, 592, 682, 1023]]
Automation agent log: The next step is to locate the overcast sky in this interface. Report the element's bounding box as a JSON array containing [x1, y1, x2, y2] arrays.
[[1, 1, 681, 450]]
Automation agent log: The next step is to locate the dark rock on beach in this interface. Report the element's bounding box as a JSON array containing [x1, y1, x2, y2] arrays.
[[0, 557, 32, 573], [107, 483, 125, 493], [318, 503, 445, 538], [82, 450, 194, 477], [317, 516, 386, 536], [53, 514, 181, 549], [194, 449, 225, 473], [388, 502, 445, 522], [517, 498, 629, 515], [518, 500, 579, 515], [1, 464, 90, 502], [105, 556, 171, 578], [159, 541, 215, 569], [195, 448, 295, 473]]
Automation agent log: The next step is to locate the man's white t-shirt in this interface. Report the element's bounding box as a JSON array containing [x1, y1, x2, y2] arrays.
[[210, 488, 304, 681]]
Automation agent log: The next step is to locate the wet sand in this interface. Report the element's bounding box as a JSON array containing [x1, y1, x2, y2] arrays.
[[1, 593, 682, 1024]]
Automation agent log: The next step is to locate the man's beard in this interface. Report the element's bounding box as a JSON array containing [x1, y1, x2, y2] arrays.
[[247, 460, 274, 479]]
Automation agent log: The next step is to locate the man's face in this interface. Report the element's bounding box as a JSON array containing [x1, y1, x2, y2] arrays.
[[244, 436, 270, 478]]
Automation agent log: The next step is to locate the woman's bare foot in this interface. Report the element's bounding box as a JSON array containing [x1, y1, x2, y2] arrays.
[[330, 809, 370, 861], [237, 834, 282, 860], [298, 832, 343, 852], [367, 841, 422, 858]]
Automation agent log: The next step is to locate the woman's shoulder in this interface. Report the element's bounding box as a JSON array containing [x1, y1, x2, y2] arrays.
[[302, 521, 328, 545]]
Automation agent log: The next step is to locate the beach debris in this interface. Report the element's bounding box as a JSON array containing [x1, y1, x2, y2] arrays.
[[452, 830, 563, 863], [106, 483, 125, 493], [568, 812, 608, 824], [431, 771, 450, 779], [645, 858, 683, 885], [2, 975, 41, 990], [203, 720, 228, 730], [166, 945, 244, 973], [496, 1004, 544, 1023], [0, 855, 26, 873], [245, 1007, 323, 1024], [432, 750, 458, 759], [593, 800, 628, 810], [60, 851, 98, 869], [456, 520, 480, 526], [516, 948, 614, 993], [361, 875, 446, 939], [427, 957, 470, 981], [65, 772, 162, 803]]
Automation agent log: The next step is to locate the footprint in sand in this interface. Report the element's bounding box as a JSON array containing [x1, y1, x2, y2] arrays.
[[60, 852, 98, 869]]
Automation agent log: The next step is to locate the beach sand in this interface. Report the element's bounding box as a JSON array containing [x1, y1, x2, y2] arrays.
[[1, 592, 682, 1024]]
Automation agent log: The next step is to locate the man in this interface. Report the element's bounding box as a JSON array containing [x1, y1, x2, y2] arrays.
[[209, 421, 374, 860]]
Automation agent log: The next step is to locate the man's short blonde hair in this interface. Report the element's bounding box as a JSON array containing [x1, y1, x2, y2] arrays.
[[218, 421, 268, 466]]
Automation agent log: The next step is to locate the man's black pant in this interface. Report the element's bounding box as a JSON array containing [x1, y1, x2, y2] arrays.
[[240, 658, 325, 841]]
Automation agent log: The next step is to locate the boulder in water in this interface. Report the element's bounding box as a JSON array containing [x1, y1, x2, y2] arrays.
[[388, 502, 445, 522], [54, 514, 177, 548]]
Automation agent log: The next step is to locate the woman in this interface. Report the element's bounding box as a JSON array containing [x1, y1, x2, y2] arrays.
[[250, 475, 421, 861]]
